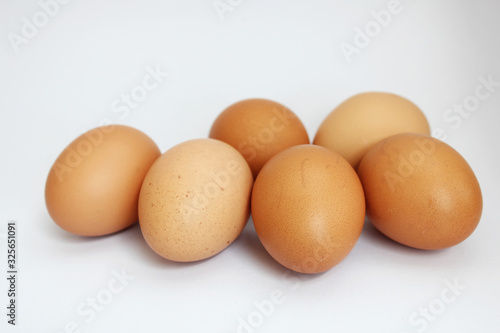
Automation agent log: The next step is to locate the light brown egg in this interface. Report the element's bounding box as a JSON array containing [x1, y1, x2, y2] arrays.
[[209, 98, 309, 178], [45, 125, 161, 236], [358, 133, 483, 250], [314, 92, 431, 169], [251, 145, 365, 274], [138, 138, 253, 262]]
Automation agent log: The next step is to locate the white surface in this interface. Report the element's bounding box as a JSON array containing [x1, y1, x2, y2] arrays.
[[1, 1, 500, 332]]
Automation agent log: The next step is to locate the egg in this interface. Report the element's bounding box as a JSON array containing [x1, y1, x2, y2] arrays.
[[251, 145, 365, 274], [138, 138, 253, 262], [314, 92, 431, 169], [209, 98, 309, 178], [45, 125, 161, 236], [358, 133, 483, 250]]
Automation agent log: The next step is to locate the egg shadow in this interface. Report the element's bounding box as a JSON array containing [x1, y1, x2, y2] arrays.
[[122, 222, 217, 269], [235, 218, 289, 276], [42, 211, 127, 245], [44, 211, 209, 268], [236, 217, 333, 282], [360, 217, 449, 257]]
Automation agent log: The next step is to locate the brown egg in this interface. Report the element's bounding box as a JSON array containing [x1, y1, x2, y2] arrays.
[[314, 92, 431, 169], [209, 98, 309, 178], [358, 133, 483, 250], [45, 125, 161, 236], [138, 138, 253, 262], [251, 145, 365, 274]]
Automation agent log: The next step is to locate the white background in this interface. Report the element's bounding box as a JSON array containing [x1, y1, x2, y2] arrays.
[[1, 1, 500, 332]]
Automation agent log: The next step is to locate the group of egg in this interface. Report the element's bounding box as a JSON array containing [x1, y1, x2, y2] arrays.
[[45, 92, 483, 274]]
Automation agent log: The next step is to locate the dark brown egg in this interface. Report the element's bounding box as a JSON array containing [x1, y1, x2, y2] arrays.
[[358, 133, 483, 250], [251, 144, 365, 274], [209, 98, 309, 178]]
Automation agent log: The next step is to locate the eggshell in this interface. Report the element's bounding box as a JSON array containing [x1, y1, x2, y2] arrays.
[[138, 138, 253, 262], [358, 133, 483, 250], [251, 144, 365, 274], [45, 125, 161, 236], [314, 92, 431, 169], [209, 98, 309, 178]]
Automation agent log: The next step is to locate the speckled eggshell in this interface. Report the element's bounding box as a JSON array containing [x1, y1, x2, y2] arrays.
[[314, 92, 431, 169], [209, 98, 309, 178], [251, 144, 365, 274], [358, 133, 483, 250], [45, 125, 161, 236], [138, 138, 253, 262]]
